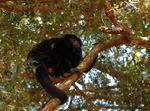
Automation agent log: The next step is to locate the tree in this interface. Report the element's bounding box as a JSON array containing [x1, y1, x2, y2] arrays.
[[0, 0, 150, 110]]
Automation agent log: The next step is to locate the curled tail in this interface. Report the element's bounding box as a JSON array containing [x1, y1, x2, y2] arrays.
[[36, 61, 68, 104]]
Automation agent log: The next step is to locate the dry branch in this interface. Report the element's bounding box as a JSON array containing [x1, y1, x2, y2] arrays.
[[0, 90, 7, 99], [73, 84, 99, 111], [99, 1, 149, 46]]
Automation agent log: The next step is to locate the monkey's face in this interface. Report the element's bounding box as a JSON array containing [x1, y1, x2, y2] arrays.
[[69, 38, 81, 50]]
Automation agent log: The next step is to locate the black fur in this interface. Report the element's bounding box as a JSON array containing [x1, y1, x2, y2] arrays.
[[27, 34, 97, 104]]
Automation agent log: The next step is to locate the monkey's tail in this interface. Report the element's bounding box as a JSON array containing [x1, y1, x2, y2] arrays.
[[36, 61, 68, 104]]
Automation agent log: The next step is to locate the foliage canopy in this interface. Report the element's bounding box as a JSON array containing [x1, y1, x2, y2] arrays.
[[0, 0, 150, 110]]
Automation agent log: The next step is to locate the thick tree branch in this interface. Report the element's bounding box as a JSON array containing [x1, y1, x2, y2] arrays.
[[0, 0, 127, 12], [42, 2, 149, 109], [0, 3, 62, 12], [43, 35, 150, 110]]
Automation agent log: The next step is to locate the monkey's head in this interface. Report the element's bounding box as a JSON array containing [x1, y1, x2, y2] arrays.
[[62, 34, 82, 50]]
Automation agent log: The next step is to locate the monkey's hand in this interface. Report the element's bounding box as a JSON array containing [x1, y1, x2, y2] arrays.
[[69, 67, 82, 74], [62, 68, 82, 78]]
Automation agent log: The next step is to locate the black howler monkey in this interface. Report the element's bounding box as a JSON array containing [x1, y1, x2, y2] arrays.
[[27, 34, 97, 104]]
